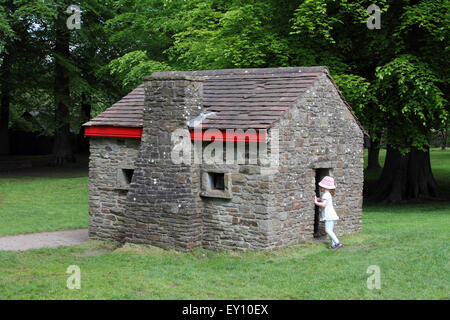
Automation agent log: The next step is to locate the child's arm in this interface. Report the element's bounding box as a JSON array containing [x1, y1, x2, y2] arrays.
[[314, 196, 328, 208]]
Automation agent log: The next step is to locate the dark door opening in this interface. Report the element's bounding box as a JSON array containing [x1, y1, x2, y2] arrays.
[[314, 168, 331, 238]]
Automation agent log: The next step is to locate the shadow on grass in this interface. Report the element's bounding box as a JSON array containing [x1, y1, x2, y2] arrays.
[[0, 154, 88, 179], [363, 148, 450, 204]]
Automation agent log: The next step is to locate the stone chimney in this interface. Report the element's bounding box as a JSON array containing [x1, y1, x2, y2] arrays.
[[124, 75, 204, 251]]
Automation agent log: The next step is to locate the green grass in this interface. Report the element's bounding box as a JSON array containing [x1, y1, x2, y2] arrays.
[[0, 203, 448, 299], [428, 148, 450, 193], [0, 160, 89, 236], [0, 150, 448, 299]]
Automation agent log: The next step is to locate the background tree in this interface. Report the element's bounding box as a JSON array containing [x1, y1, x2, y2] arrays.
[[51, 1, 74, 163], [333, 74, 381, 169], [289, 0, 448, 201], [0, 0, 14, 155], [372, 55, 447, 201], [69, 0, 121, 152], [103, 0, 183, 93], [1, 0, 448, 202], [0, 0, 54, 155], [369, 0, 449, 202]]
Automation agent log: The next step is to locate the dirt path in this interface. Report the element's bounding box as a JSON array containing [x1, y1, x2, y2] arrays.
[[0, 229, 89, 251]]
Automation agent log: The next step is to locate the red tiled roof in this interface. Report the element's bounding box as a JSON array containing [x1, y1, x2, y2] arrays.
[[84, 67, 366, 135]]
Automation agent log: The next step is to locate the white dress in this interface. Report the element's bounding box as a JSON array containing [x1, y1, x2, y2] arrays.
[[319, 191, 339, 221]]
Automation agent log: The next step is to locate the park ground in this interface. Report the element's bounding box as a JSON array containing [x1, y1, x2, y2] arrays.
[[0, 149, 448, 299]]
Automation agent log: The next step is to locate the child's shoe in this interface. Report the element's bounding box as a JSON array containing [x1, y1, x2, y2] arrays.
[[332, 243, 343, 250]]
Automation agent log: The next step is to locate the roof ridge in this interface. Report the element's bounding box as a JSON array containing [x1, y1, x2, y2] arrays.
[[151, 66, 328, 78], [83, 66, 367, 137]]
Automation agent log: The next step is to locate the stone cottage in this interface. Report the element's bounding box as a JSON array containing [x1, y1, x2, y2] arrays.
[[84, 66, 366, 251]]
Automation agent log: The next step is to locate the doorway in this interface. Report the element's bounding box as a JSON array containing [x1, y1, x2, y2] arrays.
[[314, 168, 331, 238]]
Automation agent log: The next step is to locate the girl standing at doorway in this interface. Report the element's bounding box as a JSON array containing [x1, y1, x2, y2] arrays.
[[314, 176, 342, 250]]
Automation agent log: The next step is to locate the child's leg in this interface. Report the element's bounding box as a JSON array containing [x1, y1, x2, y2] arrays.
[[324, 220, 340, 245]]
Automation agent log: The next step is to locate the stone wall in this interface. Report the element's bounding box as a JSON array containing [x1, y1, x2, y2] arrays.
[[123, 76, 205, 251], [200, 161, 273, 251], [88, 137, 140, 242], [88, 71, 364, 251], [267, 73, 364, 248]]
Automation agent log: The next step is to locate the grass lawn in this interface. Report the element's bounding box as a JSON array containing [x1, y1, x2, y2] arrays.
[[0, 203, 448, 299], [0, 157, 89, 236], [0, 150, 448, 299]]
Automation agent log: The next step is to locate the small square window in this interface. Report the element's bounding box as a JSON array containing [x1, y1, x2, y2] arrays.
[[200, 170, 232, 199], [212, 172, 224, 190]]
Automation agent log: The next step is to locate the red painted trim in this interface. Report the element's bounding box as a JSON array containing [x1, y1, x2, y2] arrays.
[[85, 126, 143, 138], [85, 126, 267, 142], [190, 129, 266, 143]]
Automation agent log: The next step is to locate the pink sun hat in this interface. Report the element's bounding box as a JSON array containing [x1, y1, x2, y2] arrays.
[[318, 176, 336, 189]]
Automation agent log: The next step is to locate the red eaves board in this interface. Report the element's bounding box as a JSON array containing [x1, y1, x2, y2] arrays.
[[85, 126, 266, 143], [84, 126, 143, 138]]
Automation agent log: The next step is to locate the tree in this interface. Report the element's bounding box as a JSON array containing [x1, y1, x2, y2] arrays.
[[103, 0, 183, 93], [0, 0, 14, 155], [50, 1, 75, 163], [333, 74, 382, 169], [1, 0, 447, 198], [69, 1, 122, 152], [368, 0, 449, 202], [167, 0, 291, 69], [0, 46, 11, 155], [290, 0, 449, 201], [0, 0, 54, 155], [107, 50, 170, 92], [48, 1, 123, 160], [371, 55, 447, 201]]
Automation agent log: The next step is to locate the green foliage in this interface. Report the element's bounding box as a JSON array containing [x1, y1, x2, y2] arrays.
[[108, 50, 171, 91], [9, 88, 54, 134], [1, 0, 448, 165], [0, 0, 56, 134], [0, 6, 13, 51], [396, 0, 449, 42], [291, 0, 341, 44], [291, 0, 389, 44], [334, 74, 381, 140], [104, 0, 184, 62], [169, 0, 290, 69], [375, 54, 448, 152], [334, 74, 373, 112]]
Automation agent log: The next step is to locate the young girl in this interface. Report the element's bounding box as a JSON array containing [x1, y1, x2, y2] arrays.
[[314, 176, 342, 250]]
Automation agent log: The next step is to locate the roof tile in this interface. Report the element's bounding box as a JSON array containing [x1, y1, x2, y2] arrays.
[[83, 67, 366, 135]]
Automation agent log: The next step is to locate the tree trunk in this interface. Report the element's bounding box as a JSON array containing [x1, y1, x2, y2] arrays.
[[405, 147, 438, 199], [0, 54, 10, 155], [52, 15, 74, 164], [441, 125, 448, 150], [367, 138, 381, 169], [371, 146, 438, 202], [76, 92, 91, 153]]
